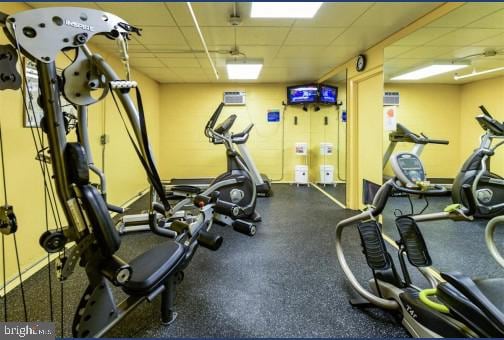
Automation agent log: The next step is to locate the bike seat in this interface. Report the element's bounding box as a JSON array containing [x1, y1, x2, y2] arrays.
[[122, 241, 185, 295]]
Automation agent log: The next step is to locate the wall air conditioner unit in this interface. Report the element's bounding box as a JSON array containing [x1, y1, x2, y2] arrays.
[[223, 91, 246, 106], [384, 91, 400, 106]]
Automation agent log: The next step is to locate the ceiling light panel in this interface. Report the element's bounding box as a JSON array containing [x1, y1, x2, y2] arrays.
[[391, 64, 469, 80]]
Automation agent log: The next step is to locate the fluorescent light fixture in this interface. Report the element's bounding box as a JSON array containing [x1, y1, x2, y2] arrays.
[[226, 59, 263, 80], [454, 66, 504, 80], [391, 64, 469, 81], [251, 2, 322, 18]]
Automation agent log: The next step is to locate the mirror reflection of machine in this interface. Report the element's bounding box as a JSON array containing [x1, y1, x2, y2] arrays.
[[452, 105, 504, 218], [384, 123, 449, 189]]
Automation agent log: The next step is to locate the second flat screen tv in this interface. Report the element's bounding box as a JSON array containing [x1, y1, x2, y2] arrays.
[[287, 84, 318, 105], [319, 85, 338, 104]]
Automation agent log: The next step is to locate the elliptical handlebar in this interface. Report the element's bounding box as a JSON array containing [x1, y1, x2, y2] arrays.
[[390, 123, 449, 145], [479, 105, 493, 118], [485, 215, 504, 268], [204, 102, 225, 138]]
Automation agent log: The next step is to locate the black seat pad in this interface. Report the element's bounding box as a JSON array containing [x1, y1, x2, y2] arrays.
[[122, 241, 185, 295], [474, 278, 504, 314], [437, 282, 503, 337]]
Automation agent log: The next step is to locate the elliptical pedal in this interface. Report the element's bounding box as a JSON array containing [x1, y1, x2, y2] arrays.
[[357, 221, 392, 271], [395, 216, 432, 267]]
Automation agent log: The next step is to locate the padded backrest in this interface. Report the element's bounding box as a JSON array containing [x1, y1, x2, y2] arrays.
[[64, 142, 121, 256], [79, 185, 121, 256], [65, 143, 90, 185]]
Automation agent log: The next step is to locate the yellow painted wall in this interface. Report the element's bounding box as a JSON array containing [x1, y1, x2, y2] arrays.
[[0, 3, 160, 286], [159, 83, 340, 182], [355, 72, 384, 207], [383, 84, 461, 179], [460, 76, 504, 176], [309, 82, 347, 183]]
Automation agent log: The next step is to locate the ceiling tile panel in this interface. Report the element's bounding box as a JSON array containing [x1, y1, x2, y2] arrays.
[[97, 2, 175, 26], [236, 27, 290, 46], [140, 27, 189, 45], [353, 3, 440, 28], [428, 3, 504, 28], [293, 3, 372, 28], [472, 32, 504, 47], [467, 9, 504, 29], [128, 57, 164, 68], [426, 28, 504, 47], [384, 46, 414, 59], [330, 27, 390, 48], [166, 2, 233, 27], [275, 46, 329, 59], [393, 27, 455, 46], [181, 27, 235, 49], [160, 57, 201, 68], [395, 46, 454, 59], [284, 28, 345, 46]]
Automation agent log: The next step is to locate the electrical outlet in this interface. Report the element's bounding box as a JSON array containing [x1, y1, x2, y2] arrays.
[[100, 134, 109, 145]]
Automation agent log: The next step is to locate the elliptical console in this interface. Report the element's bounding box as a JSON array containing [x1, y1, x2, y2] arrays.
[[391, 152, 426, 188]]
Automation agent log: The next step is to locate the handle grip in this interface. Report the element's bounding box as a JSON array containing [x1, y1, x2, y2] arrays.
[[197, 230, 223, 251], [107, 203, 125, 214], [427, 139, 449, 145], [214, 199, 240, 217]]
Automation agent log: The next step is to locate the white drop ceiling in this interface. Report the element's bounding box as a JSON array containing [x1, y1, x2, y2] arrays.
[[27, 2, 441, 83], [385, 3, 504, 84]]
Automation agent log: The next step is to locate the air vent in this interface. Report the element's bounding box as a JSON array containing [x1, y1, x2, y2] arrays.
[[223, 91, 246, 106], [384, 91, 400, 106]]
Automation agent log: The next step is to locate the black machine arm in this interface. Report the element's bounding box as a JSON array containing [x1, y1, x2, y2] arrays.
[[389, 123, 449, 145], [476, 105, 504, 136], [204, 102, 225, 137]]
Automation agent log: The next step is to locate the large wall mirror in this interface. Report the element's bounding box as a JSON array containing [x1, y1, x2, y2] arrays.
[[383, 3, 504, 281], [310, 69, 348, 205]]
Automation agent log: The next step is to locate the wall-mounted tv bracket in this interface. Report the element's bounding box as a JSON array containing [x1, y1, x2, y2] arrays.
[[0, 44, 21, 91]]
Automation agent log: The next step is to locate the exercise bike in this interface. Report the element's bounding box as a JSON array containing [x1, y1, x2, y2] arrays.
[[335, 159, 504, 336], [452, 105, 504, 218]]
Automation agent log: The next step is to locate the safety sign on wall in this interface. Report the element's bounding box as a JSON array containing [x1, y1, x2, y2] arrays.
[[384, 105, 398, 131]]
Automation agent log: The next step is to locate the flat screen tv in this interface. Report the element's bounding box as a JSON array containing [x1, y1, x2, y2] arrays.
[[287, 84, 318, 105], [319, 85, 338, 104]]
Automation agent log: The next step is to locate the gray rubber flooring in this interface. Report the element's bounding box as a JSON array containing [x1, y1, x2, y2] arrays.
[[382, 195, 504, 279], [318, 183, 346, 204], [1, 184, 413, 338]]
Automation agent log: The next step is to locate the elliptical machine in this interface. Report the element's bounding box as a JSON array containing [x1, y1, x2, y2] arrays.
[[335, 177, 504, 337], [169, 104, 273, 197], [171, 103, 261, 225], [384, 123, 450, 187], [452, 105, 504, 218], [119, 103, 260, 236]]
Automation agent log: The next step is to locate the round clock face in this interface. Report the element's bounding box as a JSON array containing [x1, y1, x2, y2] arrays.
[[356, 55, 366, 72]]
